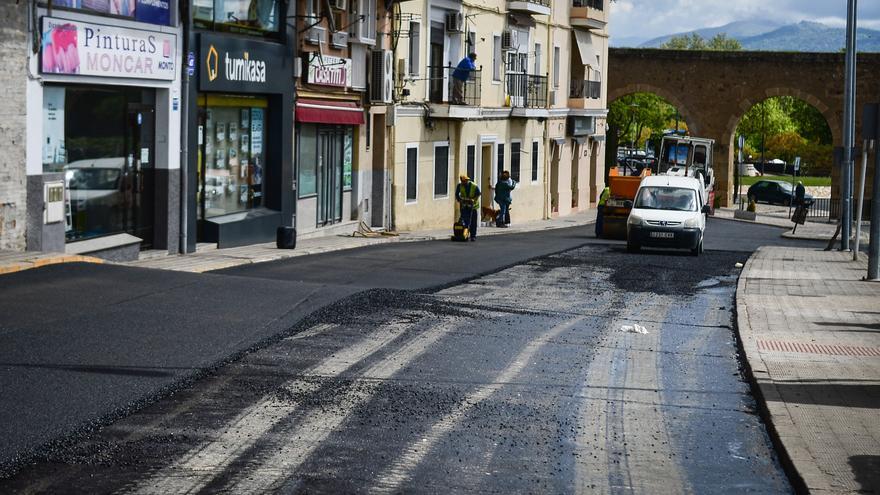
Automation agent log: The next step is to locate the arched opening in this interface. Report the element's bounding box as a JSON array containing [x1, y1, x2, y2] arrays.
[[729, 96, 834, 205], [607, 92, 693, 177]]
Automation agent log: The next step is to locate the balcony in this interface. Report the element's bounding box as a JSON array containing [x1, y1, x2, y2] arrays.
[[571, 0, 607, 29], [507, 73, 548, 117], [427, 66, 482, 119], [508, 0, 551, 16], [568, 80, 604, 110]]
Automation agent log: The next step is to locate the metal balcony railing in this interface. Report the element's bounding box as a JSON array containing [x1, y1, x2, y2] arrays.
[[512, 0, 551, 6], [506, 73, 548, 108], [569, 80, 601, 99], [573, 0, 604, 9], [427, 66, 482, 106]]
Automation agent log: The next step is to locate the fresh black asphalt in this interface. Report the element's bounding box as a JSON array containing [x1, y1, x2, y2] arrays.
[[0, 219, 826, 476]]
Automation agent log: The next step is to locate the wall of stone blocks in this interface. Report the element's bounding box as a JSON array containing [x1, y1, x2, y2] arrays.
[[0, 3, 27, 251]]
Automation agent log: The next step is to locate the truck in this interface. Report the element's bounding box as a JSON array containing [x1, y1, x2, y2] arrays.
[[656, 135, 716, 214], [599, 167, 652, 239]]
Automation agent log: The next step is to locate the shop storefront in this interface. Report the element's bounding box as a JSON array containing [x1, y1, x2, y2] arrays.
[[187, 33, 293, 249], [295, 54, 364, 233], [27, 6, 181, 258]]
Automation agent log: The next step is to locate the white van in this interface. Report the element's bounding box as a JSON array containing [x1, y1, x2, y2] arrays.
[[626, 175, 709, 256]]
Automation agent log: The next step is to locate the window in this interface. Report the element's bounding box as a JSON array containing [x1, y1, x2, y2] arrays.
[[467, 31, 476, 54], [406, 144, 418, 202], [194, 0, 279, 34], [350, 44, 367, 89], [350, 0, 377, 44], [298, 125, 318, 197], [497, 143, 505, 180], [510, 142, 521, 182], [50, 0, 172, 26], [466, 145, 476, 182], [409, 22, 421, 76], [434, 143, 449, 197], [531, 140, 539, 182], [553, 46, 560, 88], [493, 35, 502, 81], [534, 43, 542, 76]]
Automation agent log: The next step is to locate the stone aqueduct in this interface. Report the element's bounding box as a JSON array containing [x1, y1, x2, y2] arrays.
[[608, 48, 880, 205]]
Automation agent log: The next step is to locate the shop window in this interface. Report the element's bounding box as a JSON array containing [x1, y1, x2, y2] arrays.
[[46, 0, 173, 26], [194, 0, 279, 34], [406, 144, 418, 203], [532, 140, 539, 182], [197, 94, 267, 218], [298, 124, 318, 197], [433, 143, 449, 198]]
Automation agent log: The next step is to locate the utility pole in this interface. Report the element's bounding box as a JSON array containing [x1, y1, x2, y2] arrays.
[[760, 101, 765, 176], [867, 104, 880, 280], [841, 0, 858, 251]]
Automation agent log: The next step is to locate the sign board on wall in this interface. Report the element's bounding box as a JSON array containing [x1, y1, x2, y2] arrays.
[[199, 33, 291, 94], [51, 0, 171, 26], [40, 17, 176, 80], [305, 53, 351, 88]]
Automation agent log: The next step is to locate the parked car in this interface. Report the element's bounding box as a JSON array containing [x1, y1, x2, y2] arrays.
[[747, 180, 813, 206], [626, 175, 709, 256]]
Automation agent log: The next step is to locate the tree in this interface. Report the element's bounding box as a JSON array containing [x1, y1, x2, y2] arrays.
[[661, 33, 742, 51], [608, 93, 678, 148], [766, 131, 806, 164]]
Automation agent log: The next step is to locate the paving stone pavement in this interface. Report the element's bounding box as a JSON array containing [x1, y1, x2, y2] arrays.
[[737, 246, 880, 494]]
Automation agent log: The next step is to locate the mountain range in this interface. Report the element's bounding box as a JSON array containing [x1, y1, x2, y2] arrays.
[[611, 20, 880, 52]]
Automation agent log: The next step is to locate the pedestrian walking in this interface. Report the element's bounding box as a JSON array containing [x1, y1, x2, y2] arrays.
[[494, 170, 517, 227], [794, 181, 806, 207], [595, 186, 610, 237], [455, 174, 481, 241], [451, 53, 477, 105]]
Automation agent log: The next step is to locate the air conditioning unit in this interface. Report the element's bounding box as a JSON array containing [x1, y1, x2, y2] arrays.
[[371, 49, 393, 103], [331, 31, 349, 48], [397, 58, 410, 81], [501, 29, 517, 51], [305, 26, 326, 45], [445, 12, 463, 33], [330, 0, 347, 10]]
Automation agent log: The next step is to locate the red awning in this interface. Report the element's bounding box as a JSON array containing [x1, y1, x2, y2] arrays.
[[295, 98, 365, 125]]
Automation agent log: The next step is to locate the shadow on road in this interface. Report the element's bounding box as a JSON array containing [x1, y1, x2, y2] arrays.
[[772, 382, 880, 409], [849, 455, 880, 493]]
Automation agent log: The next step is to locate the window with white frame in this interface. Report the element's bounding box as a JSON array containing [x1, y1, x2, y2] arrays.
[[534, 43, 542, 76], [434, 142, 450, 198], [406, 144, 418, 202], [409, 22, 421, 76], [531, 140, 539, 182], [493, 35, 502, 81], [497, 143, 505, 180], [350, 44, 367, 89], [349, 0, 377, 45], [553, 45, 560, 88], [466, 145, 476, 182], [510, 141, 521, 182]]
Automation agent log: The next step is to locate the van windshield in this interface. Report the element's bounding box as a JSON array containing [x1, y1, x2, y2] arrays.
[[634, 186, 698, 212]]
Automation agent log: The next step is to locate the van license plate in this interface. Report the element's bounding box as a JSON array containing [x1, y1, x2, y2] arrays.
[[650, 232, 674, 239]]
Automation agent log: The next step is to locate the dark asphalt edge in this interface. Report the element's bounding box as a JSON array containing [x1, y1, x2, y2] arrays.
[[0, 235, 597, 480], [731, 254, 809, 495]]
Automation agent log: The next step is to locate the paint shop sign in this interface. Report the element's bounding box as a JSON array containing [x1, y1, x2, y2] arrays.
[[41, 17, 176, 81]]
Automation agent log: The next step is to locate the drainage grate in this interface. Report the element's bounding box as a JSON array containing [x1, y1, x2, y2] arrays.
[[757, 340, 880, 357]]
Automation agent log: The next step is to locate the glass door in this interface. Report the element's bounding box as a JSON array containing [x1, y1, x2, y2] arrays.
[[124, 103, 155, 246], [316, 127, 344, 227]]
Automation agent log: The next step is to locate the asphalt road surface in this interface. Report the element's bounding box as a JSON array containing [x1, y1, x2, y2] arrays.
[[0, 219, 821, 491]]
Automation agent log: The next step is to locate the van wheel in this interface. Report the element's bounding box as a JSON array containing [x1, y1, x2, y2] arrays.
[[627, 242, 640, 253], [691, 239, 703, 257]]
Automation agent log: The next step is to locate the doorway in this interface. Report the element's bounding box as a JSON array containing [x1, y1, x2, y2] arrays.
[[550, 141, 561, 213], [481, 144, 493, 206], [571, 141, 580, 209], [429, 21, 445, 103], [317, 126, 345, 227], [371, 114, 386, 228], [124, 103, 155, 245]]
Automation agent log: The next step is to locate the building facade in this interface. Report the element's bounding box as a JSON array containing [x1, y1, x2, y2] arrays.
[[389, 0, 609, 232], [0, 3, 28, 251]]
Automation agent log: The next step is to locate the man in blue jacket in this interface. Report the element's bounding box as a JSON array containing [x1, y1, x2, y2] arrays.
[[451, 53, 477, 104]]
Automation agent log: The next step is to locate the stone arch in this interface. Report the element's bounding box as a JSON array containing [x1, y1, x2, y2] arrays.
[[721, 86, 841, 161], [608, 83, 703, 136]]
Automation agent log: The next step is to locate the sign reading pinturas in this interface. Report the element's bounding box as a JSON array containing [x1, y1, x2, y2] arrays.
[[40, 17, 176, 80], [199, 33, 291, 94]]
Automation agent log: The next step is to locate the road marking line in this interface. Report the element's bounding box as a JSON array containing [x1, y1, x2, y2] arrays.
[[369, 315, 589, 494], [128, 321, 409, 495], [223, 319, 459, 493]]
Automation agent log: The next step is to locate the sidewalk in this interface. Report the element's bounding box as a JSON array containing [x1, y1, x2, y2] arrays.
[[0, 250, 102, 275], [737, 247, 880, 494], [125, 209, 598, 273], [714, 206, 872, 244]]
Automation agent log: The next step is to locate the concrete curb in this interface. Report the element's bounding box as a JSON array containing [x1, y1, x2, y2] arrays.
[[0, 254, 104, 275], [734, 248, 808, 494]]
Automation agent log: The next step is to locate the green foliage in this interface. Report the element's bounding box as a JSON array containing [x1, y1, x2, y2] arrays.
[[608, 93, 678, 148], [660, 33, 743, 51]]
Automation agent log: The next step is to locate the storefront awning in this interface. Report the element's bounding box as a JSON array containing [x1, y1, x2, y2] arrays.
[[295, 98, 365, 125], [573, 29, 598, 68]]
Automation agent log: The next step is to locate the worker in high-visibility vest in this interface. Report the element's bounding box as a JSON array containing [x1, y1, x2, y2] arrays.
[[456, 174, 481, 241], [596, 186, 610, 237]]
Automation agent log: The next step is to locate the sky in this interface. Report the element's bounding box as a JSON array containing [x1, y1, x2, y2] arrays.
[[609, 0, 880, 45]]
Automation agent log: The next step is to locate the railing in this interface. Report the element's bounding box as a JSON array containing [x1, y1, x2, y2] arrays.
[[428, 66, 482, 106], [805, 198, 872, 221], [573, 0, 603, 10], [512, 0, 551, 6], [506, 73, 548, 108], [569, 80, 601, 99]]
